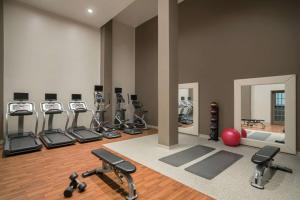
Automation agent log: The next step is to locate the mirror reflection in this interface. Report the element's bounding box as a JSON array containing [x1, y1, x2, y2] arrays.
[[178, 88, 193, 128], [241, 84, 285, 144]]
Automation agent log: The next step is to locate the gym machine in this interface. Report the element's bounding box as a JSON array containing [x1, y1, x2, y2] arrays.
[[82, 148, 137, 200], [39, 93, 76, 148], [114, 88, 142, 135], [178, 96, 193, 125], [4, 93, 42, 157], [67, 94, 103, 143], [251, 146, 292, 189], [91, 85, 121, 139], [129, 94, 148, 129]]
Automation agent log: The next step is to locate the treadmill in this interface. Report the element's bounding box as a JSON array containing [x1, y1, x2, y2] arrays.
[[68, 94, 103, 143], [39, 93, 76, 148], [3, 93, 42, 157]]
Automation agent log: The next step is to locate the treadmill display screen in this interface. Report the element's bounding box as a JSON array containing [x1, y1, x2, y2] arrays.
[[14, 93, 29, 101], [94, 85, 103, 92], [45, 93, 57, 101], [131, 95, 137, 101], [115, 88, 122, 94], [72, 94, 82, 101]]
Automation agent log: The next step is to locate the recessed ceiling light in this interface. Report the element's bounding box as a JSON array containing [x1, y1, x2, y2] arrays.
[[87, 8, 93, 14]]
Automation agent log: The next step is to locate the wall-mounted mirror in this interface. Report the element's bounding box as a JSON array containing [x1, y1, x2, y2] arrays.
[[234, 75, 296, 154], [178, 82, 198, 135]]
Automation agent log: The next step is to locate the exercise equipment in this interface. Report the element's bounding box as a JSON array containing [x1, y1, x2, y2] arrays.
[[251, 146, 292, 189], [129, 94, 148, 129], [241, 128, 247, 138], [178, 96, 193, 125], [4, 93, 42, 157], [67, 94, 102, 143], [64, 172, 87, 198], [242, 119, 265, 129], [221, 128, 241, 146], [82, 148, 137, 200], [39, 93, 76, 148], [113, 88, 142, 135], [91, 85, 121, 139], [209, 102, 219, 141]]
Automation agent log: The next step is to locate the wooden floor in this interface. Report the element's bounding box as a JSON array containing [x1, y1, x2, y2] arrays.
[[0, 129, 213, 200]]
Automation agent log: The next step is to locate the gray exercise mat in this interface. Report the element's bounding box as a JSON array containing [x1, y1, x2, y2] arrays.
[[185, 150, 243, 180], [159, 145, 215, 167], [248, 132, 271, 141]]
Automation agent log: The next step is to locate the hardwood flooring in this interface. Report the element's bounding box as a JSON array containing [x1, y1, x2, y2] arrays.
[[0, 129, 213, 200]]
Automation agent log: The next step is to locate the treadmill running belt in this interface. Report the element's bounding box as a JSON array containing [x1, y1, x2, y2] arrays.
[[10, 136, 37, 151], [74, 129, 99, 139], [46, 133, 73, 144]]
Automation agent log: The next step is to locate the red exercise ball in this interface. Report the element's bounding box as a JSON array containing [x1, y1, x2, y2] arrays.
[[221, 128, 241, 146], [241, 128, 247, 138]]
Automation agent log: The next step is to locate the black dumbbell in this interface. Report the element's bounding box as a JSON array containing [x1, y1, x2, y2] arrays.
[[64, 172, 87, 198]]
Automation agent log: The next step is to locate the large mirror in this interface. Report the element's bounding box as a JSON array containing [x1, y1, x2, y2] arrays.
[[234, 75, 296, 154], [178, 82, 198, 135]]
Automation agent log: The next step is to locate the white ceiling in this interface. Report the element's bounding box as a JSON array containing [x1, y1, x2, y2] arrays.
[[17, 0, 136, 28], [115, 0, 184, 28]]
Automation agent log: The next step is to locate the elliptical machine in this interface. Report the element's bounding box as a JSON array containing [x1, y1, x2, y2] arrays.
[[114, 88, 142, 135], [90, 85, 121, 139], [129, 95, 148, 129]]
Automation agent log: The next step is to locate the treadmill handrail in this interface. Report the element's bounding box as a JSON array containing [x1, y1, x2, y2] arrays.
[[6, 101, 39, 137], [69, 101, 95, 129], [40, 101, 69, 133]]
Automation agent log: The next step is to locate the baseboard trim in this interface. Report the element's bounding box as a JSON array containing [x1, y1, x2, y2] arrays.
[[157, 143, 179, 150]]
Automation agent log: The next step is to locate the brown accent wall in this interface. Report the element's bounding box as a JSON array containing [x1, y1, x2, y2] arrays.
[[100, 20, 113, 121], [135, 17, 158, 126], [135, 0, 300, 150], [0, 0, 3, 140]]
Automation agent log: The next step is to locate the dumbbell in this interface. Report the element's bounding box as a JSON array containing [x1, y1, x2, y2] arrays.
[[64, 172, 87, 198]]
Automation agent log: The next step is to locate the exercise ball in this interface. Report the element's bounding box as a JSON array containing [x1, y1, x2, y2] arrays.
[[221, 128, 241, 146], [241, 128, 247, 138]]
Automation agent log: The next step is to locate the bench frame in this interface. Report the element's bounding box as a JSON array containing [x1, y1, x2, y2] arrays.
[[82, 153, 137, 200], [251, 147, 293, 189]]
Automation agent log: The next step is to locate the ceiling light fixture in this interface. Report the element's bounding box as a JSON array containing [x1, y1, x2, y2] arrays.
[[87, 8, 93, 14]]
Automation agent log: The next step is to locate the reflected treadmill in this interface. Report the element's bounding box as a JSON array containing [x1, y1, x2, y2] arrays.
[[68, 94, 103, 143], [3, 93, 42, 157], [39, 93, 76, 148]]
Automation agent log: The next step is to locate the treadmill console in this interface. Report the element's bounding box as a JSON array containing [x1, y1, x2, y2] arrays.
[[69, 102, 87, 112], [41, 102, 63, 112], [8, 103, 34, 115]]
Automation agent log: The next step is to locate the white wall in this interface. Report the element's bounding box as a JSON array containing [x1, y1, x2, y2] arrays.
[[4, 1, 100, 132], [112, 20, 135, 122], [251, 84, 285, 123]]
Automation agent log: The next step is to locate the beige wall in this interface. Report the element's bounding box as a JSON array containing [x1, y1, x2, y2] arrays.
[[3, 1, 101, 133], [135, 0, 300, 150], [251, 84, 285, 123], [112, 20, 135, 121]]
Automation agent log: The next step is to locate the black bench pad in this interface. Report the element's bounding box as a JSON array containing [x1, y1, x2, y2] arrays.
[[252, 146, 280, 164], [92, 149, 123, 165], [92, 148, 136, 173], [116, 161, 136, 173]]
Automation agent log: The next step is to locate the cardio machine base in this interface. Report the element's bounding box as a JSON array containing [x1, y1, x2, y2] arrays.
[[3, 132, 43, 157], [39, 129, 76, 149], [102, 131, 122, 139], [123, 128, 143, 135]]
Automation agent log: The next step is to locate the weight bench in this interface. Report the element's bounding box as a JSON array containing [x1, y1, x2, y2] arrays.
[[82, 148, 137, 200], [251, 146, 292, 189]]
